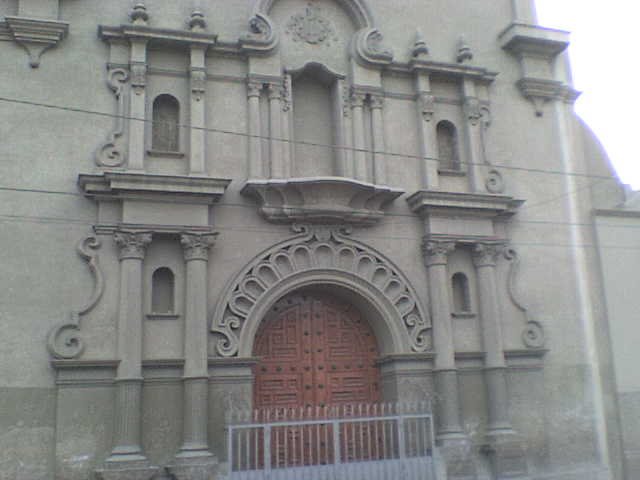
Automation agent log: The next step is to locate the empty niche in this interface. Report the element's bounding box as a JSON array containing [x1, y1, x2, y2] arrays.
[[151, 267, 175, 315], [152, 94, 180, 153], [436, 120, 460, 171], [291, 64, 342, 177], [451, 272, 472, 314]]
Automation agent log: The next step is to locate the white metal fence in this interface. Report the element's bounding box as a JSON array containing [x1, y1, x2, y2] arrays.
[[227, 402, 436, 480]]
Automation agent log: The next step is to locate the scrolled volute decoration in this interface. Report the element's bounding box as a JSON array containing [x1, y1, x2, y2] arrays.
[[211, 225, 430, 357], [47, 235, 105, 359], [240, 13, 279, 54], [485, 169, 505, 194], [353, 28, 394, 67], [96, 68, 129, 168], [504, 247, 546, 349]]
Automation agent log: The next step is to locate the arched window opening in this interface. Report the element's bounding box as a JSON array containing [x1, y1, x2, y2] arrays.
[[452, 272, 471, 313], [437, 120, 460, 171], [152, 267, 175, 314], [152, 94, 180, 152]]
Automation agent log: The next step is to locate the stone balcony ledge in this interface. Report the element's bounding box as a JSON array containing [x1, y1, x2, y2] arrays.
[[241, 176, 404, 225]]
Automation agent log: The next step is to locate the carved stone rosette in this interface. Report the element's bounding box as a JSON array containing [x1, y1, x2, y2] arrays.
[[180, 233, 218, 262], [114, 232, 152, 260]]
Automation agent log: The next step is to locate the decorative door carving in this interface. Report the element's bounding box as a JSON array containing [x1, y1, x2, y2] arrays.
[[254, 293, 381, 409]]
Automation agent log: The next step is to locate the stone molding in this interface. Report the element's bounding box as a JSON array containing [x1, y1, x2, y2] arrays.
[[98, 24, 217, 50], [352, 27, 394, 66], [4, 16, 69, 68], [241, 177, 403, 226], [180, 233, 218, 262], [47, 235, 105, 360], [114, 231, 152, 260], [407, 190, 524, 218], [78, 172, 231, 205], [210, 225, 430, 357]]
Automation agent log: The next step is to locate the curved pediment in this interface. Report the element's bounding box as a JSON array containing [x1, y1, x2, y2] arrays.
[[253, 0, 376, 30]]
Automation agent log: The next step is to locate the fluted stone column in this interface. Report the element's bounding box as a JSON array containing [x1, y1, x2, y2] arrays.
[[168, 233, 217, 480], [473, 243, 528, 478], [247, 80, 264, 178], [267, 83, 284, 178], [350, 91, 367, 182], [369, 94, 387, 185], [98, 232, 156, 480], [423, 240, 476, 479]]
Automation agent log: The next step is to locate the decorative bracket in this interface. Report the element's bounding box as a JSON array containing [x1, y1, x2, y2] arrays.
[[96, 68, 129, 168], [353, 28, 394, 67], [4, 16, 69, 68], [239, 13, 279, 55], [47, 236, 105, 359]]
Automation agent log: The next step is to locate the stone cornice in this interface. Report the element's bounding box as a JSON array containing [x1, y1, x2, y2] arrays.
[[594, 208, 640, 219], [4, 16, 69, 67], [407, 190, 524, 218], [242, 177, 404, 226], [405, 59, 498, 84], [99, 24, 217, 48], [78, 172, 231, 205], [499, 23, 569, 58], [93, 223, 215, 236]]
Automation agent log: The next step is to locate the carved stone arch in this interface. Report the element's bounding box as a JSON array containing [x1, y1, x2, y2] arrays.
[[211, 226, 430, 358], [253, 0, 377, 30]]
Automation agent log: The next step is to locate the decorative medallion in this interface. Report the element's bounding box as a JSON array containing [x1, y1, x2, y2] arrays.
[[286, 4, 337, 46]]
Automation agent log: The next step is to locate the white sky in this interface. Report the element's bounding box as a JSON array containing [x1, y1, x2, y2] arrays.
[[535, 0, 640, 189]]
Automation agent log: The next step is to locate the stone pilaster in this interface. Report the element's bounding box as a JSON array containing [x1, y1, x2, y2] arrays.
[[350, 91, 367, 182], [415, 73, 439, 190], [97, 231, 157, 480], [423, 240, 477, 480], [369, 94, 387, 185], [473, 243, 528, 479], [267, 83, 284, 178], [247, 79, 264, 178], [280, 75, 292, 178], [461, 79, 486, 192], [126, 5, 149, 171], [189, 39, 207, 174], [167, 233, 218, 480]]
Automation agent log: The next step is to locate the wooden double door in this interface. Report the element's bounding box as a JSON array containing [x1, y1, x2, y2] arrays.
[[253, 293, 381, 410]]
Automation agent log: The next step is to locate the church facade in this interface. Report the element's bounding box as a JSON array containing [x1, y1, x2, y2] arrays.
[[0, 0, 630, 479]]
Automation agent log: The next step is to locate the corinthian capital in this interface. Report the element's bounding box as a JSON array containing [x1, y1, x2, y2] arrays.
[[422, 240, 456, 267], [266, 82, 282, 100], [114, 231, 152, 260], [180, 233, 218, 261], [247, 80, 263, 98], [369, 94, 384, 109], [472, 243, 505, 267]]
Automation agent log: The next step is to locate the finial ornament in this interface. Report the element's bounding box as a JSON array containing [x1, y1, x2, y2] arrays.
[[457, 35, 473, 63], [130, 3, 149, 25], [189, 10, 207, 31], [412, 29, 429, 58]]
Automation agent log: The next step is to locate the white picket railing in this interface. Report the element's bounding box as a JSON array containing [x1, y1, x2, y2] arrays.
[[227, 402, 436, 480]]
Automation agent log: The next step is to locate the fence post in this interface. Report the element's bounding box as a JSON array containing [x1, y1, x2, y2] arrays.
[[264, 425, 272, 472], [332, 420, 342, 464]]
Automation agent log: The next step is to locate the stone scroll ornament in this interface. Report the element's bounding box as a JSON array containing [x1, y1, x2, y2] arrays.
[[211, 225, 431, 357], [47, 236, 105, 359], [95, 68, 129, 168], [504, 247, 545, 349]]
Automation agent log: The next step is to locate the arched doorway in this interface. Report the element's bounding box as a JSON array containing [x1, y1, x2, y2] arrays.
[[253, 292, 381, 410]]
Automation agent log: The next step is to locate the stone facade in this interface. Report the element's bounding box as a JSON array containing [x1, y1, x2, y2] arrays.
[[0, 0, 629, 479]]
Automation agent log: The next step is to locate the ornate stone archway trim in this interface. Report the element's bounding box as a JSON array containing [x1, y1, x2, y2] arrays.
[[210, 226, 430, 357], [252, 0, 376, 29]]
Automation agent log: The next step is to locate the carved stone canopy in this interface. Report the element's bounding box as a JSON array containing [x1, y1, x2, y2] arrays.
[[407, 190, 524, 219], [241, 177, 404, 226]]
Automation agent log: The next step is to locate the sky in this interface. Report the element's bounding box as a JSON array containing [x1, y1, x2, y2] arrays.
[[535, 0, 640, 189]]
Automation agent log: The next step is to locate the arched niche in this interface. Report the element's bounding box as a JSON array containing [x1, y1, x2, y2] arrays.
[[210, 226, 430, 358]]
